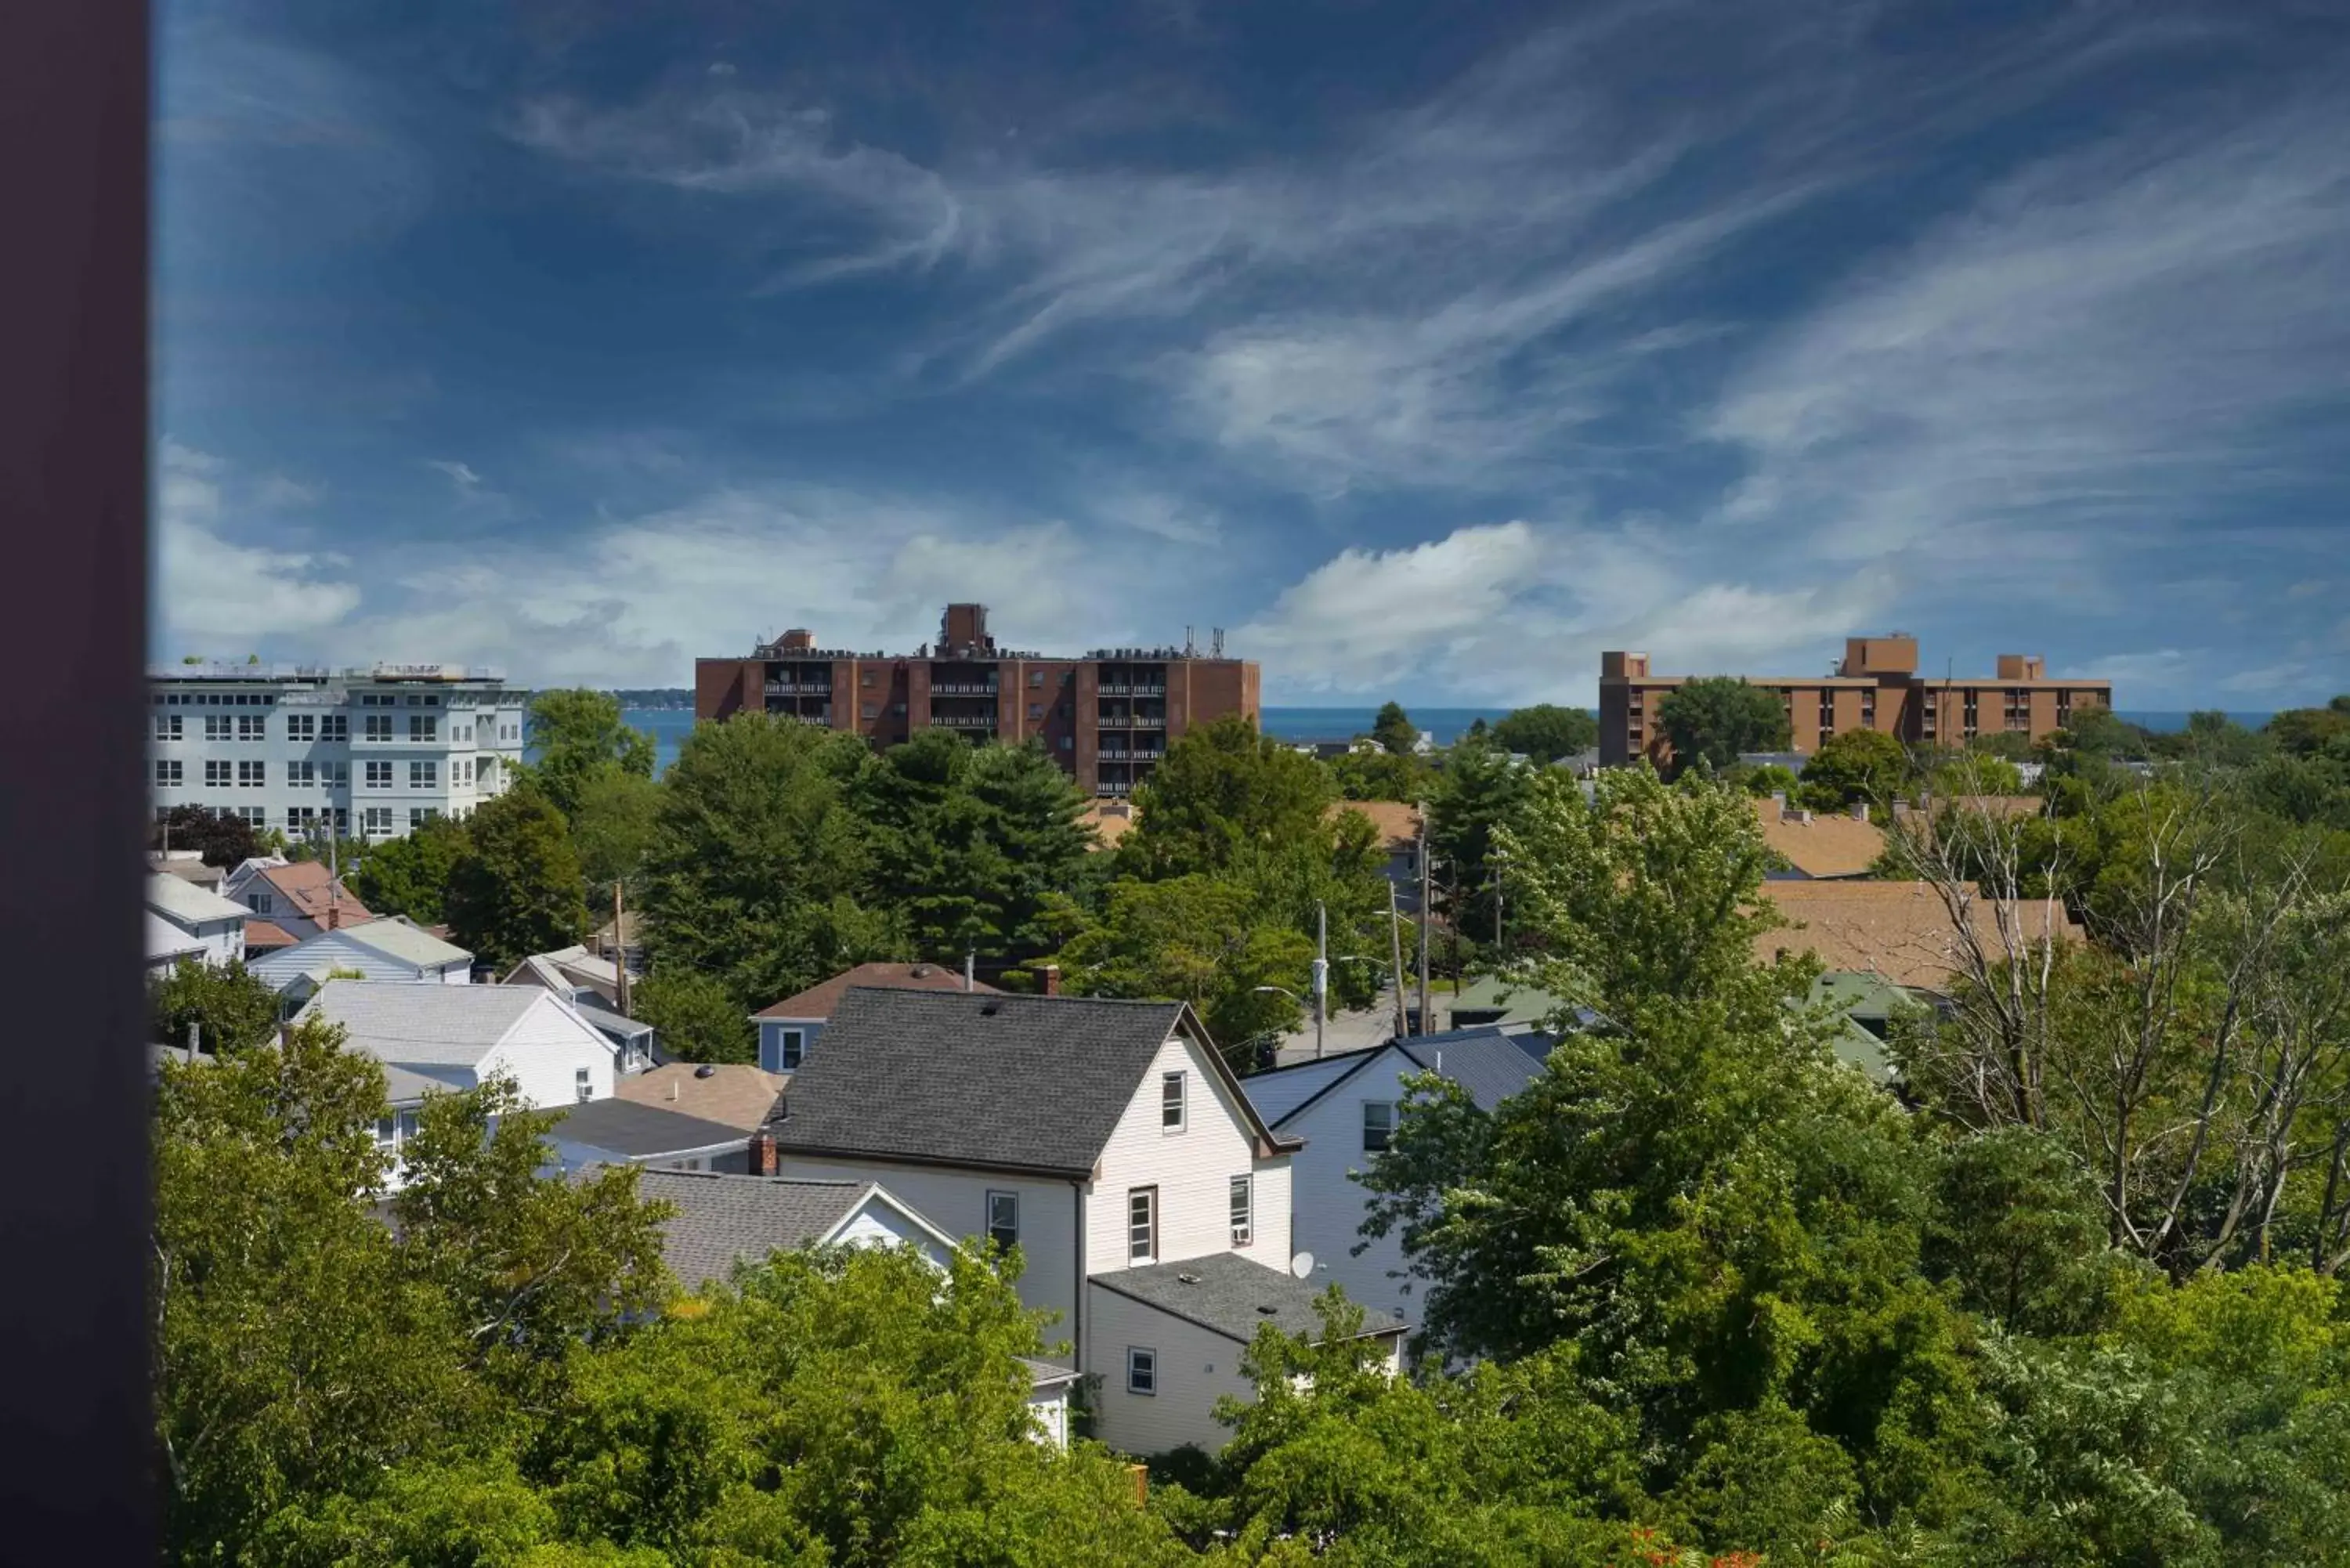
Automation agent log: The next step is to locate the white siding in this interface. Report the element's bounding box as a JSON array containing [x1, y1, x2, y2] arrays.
[[1026, 1386, 1071, 1451], [480, 995, 617, 1110], [1089, 1031, 1293, 1278], [1085, 1284, 1255, 1457], [830, 1194, 953, 1270], [1273, 1048, 1426, 1326], [779, 1155, 1084, 1355], [249, 928, 428, 990]]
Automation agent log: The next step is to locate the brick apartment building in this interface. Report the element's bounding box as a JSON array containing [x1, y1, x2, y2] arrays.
[[695, 604, 1260, 797], [1598, 634, 2113, 768]]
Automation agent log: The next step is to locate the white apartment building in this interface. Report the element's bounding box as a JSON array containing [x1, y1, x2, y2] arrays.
[[148, 662, 529, 843]]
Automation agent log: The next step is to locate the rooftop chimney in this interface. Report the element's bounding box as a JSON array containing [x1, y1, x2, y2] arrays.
[[1853, 802, 1870, 822], [1039, 963, 1061, 998], [747, 1131, 778, 1177]]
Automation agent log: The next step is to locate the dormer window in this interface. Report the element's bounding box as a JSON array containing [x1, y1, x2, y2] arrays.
[[1161, 1071, 1185, 1132]]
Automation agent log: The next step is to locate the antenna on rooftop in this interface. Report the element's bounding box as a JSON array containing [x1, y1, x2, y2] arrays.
[[1184, 625, 1196, 657], [1211, 627, 1225, 658]]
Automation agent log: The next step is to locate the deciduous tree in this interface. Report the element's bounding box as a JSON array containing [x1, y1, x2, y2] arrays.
[[1653, 677, 1791, 775], [443, 786, 591, 970], [1488, 703, 1598, 764]]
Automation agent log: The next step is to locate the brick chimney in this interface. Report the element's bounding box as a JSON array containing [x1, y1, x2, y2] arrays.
[[747, 1131, 777, 1176], [1039, 963, 1061, 997]]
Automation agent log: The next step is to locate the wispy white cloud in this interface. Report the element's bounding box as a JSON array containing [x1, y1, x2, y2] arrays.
[[154, 441, 361, 646], [425, 458, 487, 495]]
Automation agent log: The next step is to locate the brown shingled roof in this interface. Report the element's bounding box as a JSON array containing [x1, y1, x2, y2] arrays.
[[256, 861, 375, 928], [1332, 800, 1423, 853], [1756, 880, 2082, 992], [1752, 798, 1887, 879], [753, 961, 1000, 1021], [242, 919, 299, 952], [614, 1063, 790, 1131]]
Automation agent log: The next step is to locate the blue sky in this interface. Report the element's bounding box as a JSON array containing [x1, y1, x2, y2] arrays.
[[154, 0, 2350, 706]]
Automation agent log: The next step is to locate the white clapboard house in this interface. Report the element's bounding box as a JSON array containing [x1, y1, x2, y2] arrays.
[[772, 987, 1406, 1456], [295, 980, 627, 1183], [624, 1166, 1081, 1449], [1241, 1027, 1549, 1325], [248, 917, 475, 999]]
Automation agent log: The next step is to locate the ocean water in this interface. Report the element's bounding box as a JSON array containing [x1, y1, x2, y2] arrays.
[[616, 706, 2276, 775]]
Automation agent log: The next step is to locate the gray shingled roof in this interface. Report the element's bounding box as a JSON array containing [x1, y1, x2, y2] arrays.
[[551, 1097, 748, 1158], [295, 981, 546, 1066], [772, 988, 1215, 1176], [629, 1169, 877, 1291], [1092, 1252, 1408, 1345]]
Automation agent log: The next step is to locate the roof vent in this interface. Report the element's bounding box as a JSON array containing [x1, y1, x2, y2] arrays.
[[1177, 1272, 1202, 1285], [979, 999, 1003, 1016], [694, 1064, 716, 1078], [910, 963, 932, 978], [1256, 1304, 1278, 1315]]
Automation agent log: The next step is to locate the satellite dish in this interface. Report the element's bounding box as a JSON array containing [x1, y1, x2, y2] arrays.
[[1289, 1251, 1316, 1280]]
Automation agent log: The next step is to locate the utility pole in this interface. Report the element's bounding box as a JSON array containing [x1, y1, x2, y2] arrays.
[[1492, 849, 1507, 956], [1415, 808, 1431, 1039], [1310, 900, 1327, 1060], [1386, 880, 1408, 1041], [612, 880, 631, 1018]]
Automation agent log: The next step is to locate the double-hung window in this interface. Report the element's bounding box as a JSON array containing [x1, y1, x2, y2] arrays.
[[1126, 1347, 1156, 1396], [154, 760, 182, 787], [204, 760, 231, 788], [363, 714, 392, 742], [237, 760, 265, 788], [777, 1028, 805, 1070], [1230, 1175, 1253, 1247], [986, 1190, 1019, 1252], [410, 761, 437, 789], [287, 761, 316, 789], [204, 714, 231, 740], [409, 715, 437, 742], [153, 714, 181, 741], [1127, 1187, 1157, 1263], [1161, 1071, 1185, 1132], [320, 714, 348, 742], [286, 714, 315, 741], [237, 714, 266, 741], [1362, 1101, 1395, 1153], [364, 761, 392, 789]]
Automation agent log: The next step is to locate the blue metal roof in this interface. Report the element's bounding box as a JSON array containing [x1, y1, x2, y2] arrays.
[[1393, 1029, 1545, 1112]]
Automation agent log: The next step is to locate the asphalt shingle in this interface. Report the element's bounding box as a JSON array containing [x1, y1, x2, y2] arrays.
[[772, 988, 1198, 1176], [1092, 1252, 1408, 1345], [629, 1169, 875, 1291], [551, 1098, 749, 1158], [295, 981, 544, 1066]]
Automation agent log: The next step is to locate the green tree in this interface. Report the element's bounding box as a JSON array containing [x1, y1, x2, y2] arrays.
[[1426, 734, 1531, 949], [443, 786, 591, 970], [1369, 701, 1419, 756], [151, 804, 261, 868], [348, 811, 471, 924], [149, 956, 283, 1054], [1736, 761, 1803, 799], [1796, 726, 1911, 809], [1121, 715, 1337, 880], [571, 765, 664, 894], [1052, 874, 1313, 1060], [151, 1018, 669, 1562], [856, 735, 1094, 965], [633, 967, 754, 1065], [1488, 703, 1598, 764], [526, 688, 656, 821], [1329, 746, 1433, 802], [1653, 677, 1791, 775], [641, 714, 896, 1013]]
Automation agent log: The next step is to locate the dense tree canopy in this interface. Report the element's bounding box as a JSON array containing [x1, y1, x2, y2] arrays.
[[151, 804, 261, 868], [149, 956, 282, 1054], [1488, 703, 1599, 763], [639, 715, 897, 1013], [1654, 677, 1791, 775], [443, 786, 591, 970], [348, 811, 470, 924], [1796, 726, 1911, 808], [1369, 701, 1419, 756], [526, 688, 656, 821]]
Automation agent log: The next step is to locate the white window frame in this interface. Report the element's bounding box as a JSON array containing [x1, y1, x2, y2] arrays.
[[364, 761, 392, 789], [320, 714, 348, 742], [1362, 1100, 1395, 1154], [1126, 1347, 1156, 1396], [1229, 1174, 1253, 1248], [237, 714, 266, 741], [363, 714, 393, 742], [1161, 1070, 1185, 1132], [574, 1067, 593, 1103], [154, 714, 181, 741], [777, 1028, 806, 1070], [286, 713, 314, 741], [1127, 1186, 1157, 1263], [204, 760, 231, 787], [154, 759, 181, 786], [986, 1190, 1019, 1252], [409, 761, 437, 789]]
